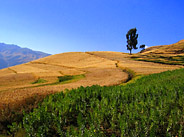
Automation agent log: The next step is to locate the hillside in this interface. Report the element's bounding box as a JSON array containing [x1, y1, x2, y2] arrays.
[[0, 52, 127, 96], [0, 41, 184, 136], [131, 40, 184, 65], [141, 40, 184, 55], [0, 43, 50, 69]]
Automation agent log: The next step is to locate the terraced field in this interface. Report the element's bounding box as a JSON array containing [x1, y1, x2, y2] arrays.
[[131, 40, 184, 65], [87, 51, 181, 74]]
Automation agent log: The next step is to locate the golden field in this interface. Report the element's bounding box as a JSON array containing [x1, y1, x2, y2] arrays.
[[141, 39, 184, 55], [131, 40, 184, 66]]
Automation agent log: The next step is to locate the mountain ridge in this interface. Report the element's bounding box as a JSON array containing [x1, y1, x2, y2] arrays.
[[0, 43, 50, 69]]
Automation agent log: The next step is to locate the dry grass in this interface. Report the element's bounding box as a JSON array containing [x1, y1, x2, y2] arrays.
[[0, 68, 16, 76], [141, 39, 184, 55], [0, 73, 36, 91], [32, 52, 116, 68], [131, 40, 184, 66], [28, 63, 85, 76], [9, 64, 47, 73], [87, 51, 182, 75]]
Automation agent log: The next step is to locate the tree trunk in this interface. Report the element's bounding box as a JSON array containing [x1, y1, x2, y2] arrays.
[[130, 49, 132, 55]]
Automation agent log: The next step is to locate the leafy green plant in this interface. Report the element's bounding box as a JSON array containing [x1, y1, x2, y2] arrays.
[[30, 75, 85, 88]]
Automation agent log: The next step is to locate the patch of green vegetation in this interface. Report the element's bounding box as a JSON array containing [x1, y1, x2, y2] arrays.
[[121, 67, 137, 83], [32, 78, 47, 84], [7, 123, 26, 137], [58, 75, 73, 82], [9, 68, 184, 136], [121, 74, 144, 85], [116, 62, 137, 84], [168, 55, 184, 62], [30, 75, 85, 88], [57, 74, 85, 84], [136, 58, 183, 65]]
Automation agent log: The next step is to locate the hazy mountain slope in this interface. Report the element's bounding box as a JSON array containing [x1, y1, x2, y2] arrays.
[[0, 43, 50, 69]]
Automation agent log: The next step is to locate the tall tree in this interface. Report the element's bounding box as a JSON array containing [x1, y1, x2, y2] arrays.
[[126, 28, 138, 54]]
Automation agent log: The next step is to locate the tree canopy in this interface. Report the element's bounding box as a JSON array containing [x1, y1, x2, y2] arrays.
[[126, 28, 138, 54]]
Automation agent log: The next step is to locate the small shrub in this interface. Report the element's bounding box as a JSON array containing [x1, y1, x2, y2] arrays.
[[58, 75, 74, 82], [32, 78, 47, 84]]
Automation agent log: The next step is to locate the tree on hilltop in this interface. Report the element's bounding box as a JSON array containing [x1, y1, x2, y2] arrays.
[[126, 28, 138, 54]]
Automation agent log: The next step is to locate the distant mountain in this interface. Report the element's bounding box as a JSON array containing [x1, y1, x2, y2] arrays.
[[0, 43, 51, 69]]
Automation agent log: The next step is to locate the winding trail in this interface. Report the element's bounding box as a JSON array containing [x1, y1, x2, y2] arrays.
[[8, 67, 17, 74], [86, 52, 136, 83]]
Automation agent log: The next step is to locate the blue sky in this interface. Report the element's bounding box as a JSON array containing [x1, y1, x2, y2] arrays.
[[0, 0, 183, 54]]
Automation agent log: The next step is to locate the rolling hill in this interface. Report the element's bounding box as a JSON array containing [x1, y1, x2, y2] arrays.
[[131, 40, 184, 65], [141, 39, 184, 55], [0, 43, 50, 69]]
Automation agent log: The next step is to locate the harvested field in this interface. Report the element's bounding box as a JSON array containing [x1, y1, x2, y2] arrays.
[[140, 39, 184, 55], [129, 40, 184, 66], [0, 73, 36, 91], [33, 52, 116, 68]]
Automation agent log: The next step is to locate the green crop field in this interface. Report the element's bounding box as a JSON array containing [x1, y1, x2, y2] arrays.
[[5, 68, 183, 137]]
